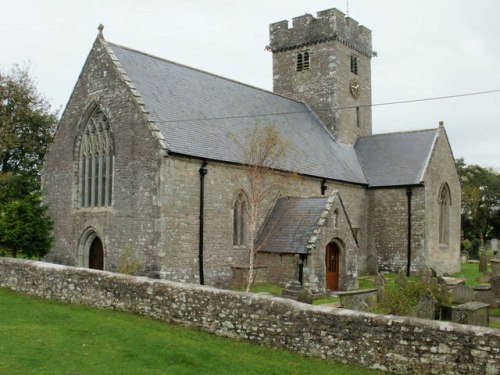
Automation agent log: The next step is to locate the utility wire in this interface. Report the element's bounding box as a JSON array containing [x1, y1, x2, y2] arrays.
[[154, 89, 500, 124]]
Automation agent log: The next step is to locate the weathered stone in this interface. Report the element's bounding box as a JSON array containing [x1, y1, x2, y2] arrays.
[[490, 259, 500, 276], [474, 285, 496, 307], [490, 276, 500, 298], [337, 289, 377, 311], [396, 270, 407, 285], [479, 252, 489, 273], [412, 291, 437, 320], [452, 285, 474, 304], [451, 301, 490, 327], [1, 258, 499, 375]]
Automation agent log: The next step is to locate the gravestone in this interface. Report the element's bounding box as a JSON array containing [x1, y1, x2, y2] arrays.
[[451, 301, 490, 327], [452, 284, 474, 304], [490, 276, 500, 298], [418, 266, 433, 283], [479, 252, 488, 273], [374, 274, 387, 301], [474, 285, 496, 307], [413, 291, 437, 320], [491, 238, 498, 257], [490, 259, 500, 276]]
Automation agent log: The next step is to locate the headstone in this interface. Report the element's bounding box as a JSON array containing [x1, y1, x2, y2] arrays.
[[440, 284, 450, 305], [343, 296, 369, 312], [413, 291, 437, 320], [491, 238, 498, 257], [460, 252, 469, 264], [452, 284, 474, 304], [490, 259, 500, 276], [477, 271, 493, 284], [418, 266, 433, 283], [479, 252, 488, 273], [366, 255, 378, 275], [451, 301, 490, 327], [474, 284, 497, 307], [374, 275, 387, 302], [490, 276, 500, 298]]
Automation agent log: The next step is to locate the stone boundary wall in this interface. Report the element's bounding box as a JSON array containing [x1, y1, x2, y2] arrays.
[[0, 258, 499, 375]]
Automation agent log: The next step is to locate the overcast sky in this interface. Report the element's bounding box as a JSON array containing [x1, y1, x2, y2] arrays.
[[2, 0, 499, 169]]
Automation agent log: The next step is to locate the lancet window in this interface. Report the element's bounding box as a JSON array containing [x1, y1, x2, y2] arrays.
[[439, 183, 451, 245], [79, 109, 114, 208]]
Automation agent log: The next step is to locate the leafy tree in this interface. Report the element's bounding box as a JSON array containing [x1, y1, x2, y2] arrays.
[[0, 65, 57, 258], [0, 64, 57, 176], [0, 191, 53, 258], [456, 158, 500, 243]]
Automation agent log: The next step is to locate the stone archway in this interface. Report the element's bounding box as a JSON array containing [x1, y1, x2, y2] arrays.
[[325, 242, 341, 290], [77, 227, 105, 270]]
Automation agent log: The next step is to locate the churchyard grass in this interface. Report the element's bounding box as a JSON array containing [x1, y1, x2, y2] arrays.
[[451, 262, 485, 286], [0, 288, 385, 375]]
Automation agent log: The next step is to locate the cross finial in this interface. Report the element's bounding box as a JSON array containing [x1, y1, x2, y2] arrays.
[[98, 24, 104, 39]]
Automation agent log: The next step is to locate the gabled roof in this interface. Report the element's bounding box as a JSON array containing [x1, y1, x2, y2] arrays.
[[354, 129, 438, 187], [256, 196, 330, 255], [104, 41, 367, 185]]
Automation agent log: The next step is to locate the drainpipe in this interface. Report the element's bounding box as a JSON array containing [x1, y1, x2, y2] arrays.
[[320, 178, 328, 195], [406, 187, 412, 277], [199, 160, 208, 285]]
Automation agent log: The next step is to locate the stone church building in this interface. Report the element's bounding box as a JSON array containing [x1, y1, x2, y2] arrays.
[[43, 8, 460, 292]]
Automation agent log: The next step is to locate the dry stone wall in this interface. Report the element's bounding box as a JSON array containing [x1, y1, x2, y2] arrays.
[[0, 258, 498, 375]]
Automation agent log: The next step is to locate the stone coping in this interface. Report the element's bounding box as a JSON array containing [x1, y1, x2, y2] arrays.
[[452, 301, 490, 311], [474, 284, 492, 291]]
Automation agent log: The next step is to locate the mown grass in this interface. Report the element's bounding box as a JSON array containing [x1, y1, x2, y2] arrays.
[[451, 262, 486, 286], [0, 288, 385, 375]]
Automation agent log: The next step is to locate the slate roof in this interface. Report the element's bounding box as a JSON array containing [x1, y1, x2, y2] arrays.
[[354, 129, 438, 187], [256, 197, 329, 254], [104, 40, 439, 188], [106, 42, 367, 184]]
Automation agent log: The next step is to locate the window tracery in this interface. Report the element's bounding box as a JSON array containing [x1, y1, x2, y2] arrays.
[[78, 109, 114, 208]]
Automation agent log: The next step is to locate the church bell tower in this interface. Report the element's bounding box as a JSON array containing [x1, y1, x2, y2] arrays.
[[269, 8, 375, 144]]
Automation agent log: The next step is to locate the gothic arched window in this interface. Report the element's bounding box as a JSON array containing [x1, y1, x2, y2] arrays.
[[439, 183, 451, 245], [78, 109, 114, 208], [233, 192, 247, 246]]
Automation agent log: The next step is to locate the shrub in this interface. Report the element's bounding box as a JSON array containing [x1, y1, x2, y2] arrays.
[[377, 279, 442, 316], [116, 247, 143, 276]]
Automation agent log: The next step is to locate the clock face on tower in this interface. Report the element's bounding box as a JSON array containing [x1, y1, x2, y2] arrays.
[[350, 79, 360, 99]]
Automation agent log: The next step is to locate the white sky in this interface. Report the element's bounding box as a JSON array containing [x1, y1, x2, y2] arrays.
[[2, 0, 499, 169]]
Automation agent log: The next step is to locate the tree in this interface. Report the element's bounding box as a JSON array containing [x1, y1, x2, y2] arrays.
[[0, 191, 53, 258], [456, 158, 500, 243], [231, 122, 292, 292], [0, 64, 57, 176], [0, 65, 57, 258]]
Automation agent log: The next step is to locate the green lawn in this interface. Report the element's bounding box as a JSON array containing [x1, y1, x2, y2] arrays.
[[451, 262, 486, 286], [0, 288, 385, 375]]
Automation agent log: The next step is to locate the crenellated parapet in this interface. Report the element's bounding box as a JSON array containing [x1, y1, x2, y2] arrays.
[[269, 8, 374, 58]]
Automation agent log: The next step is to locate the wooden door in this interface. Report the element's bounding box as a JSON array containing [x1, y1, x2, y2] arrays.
[[325, 242, 340, 290], [89, 237, 104, 270]]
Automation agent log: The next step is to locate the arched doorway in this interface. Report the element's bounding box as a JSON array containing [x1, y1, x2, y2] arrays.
[[325, 242, 341, 290], [88, 237, 104, 270]]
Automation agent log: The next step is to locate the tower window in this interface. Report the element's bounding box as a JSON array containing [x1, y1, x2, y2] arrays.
[[350, 55, 358, 74], [296, 51, 310, 72], [78, 108, 114, 208]]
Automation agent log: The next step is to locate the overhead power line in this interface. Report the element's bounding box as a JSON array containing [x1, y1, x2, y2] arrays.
[[155, 89, 500, 124]]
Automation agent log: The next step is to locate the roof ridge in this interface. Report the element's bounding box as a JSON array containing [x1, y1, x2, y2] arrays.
[[106, 41, 307, 107], [357, 127, 438, 140]]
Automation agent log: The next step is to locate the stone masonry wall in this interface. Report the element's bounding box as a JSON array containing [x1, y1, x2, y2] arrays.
[[422, 125, 461, 275], [368, 186, 426, 274], [0, 258, 498, 375], [270, 8, 373, 144]]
